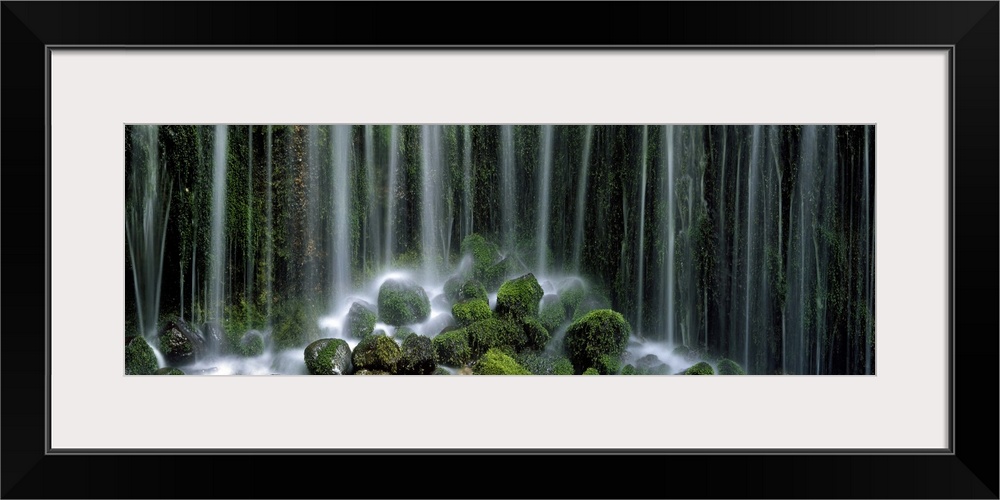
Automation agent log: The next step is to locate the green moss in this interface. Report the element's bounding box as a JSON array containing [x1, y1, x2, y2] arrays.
[[433, 329, 471, 366], [515, 351, 574, 375], [305, 338, 353, 375], [596, 353, 622, 375], [520, 316, 550, 351], [465, 317, 526, 358], [683, 361, 714, 375], [716, 359, 746, 375], [473, 348, 531, 375], [352, 335, 402, 373], [354, 369, 391, 375], [461, 233, 500, 285], [539, 295, 566, 333], [482, 256, 515, 292], [452, 299, 492, 328], [398, 335, 438, 375], [636, 354, 671, 375], [271, 302, 321, 351], [457, 280, 488, 303], [154, 367, 185, 375], [621, 364, 637, 375], [238, 331, 265, 357], [377, 278, 431, 326], [582, 368, 600, 375], [344, 302, 377, 339], [393, 326, 416, 344], [557, 278, 586, 317], [564, 309, 631, 374], [496, 273, 544, 319], [125, 336, 158, 375]]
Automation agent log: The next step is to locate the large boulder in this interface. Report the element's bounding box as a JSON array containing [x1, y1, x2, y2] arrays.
[[125, 336, 158, 375], [496, 273, 544, 319], [716, 359, 746, 375], [352, 335, 402, 373], [636, 354, 671, 375], [683, 362, 715, 375], [377, 278, 431, 326], [557, 278, 586, 317], [473, 348, 531, 375], [564, 309, 631, 374], [238, 330, 266, 357], [432, 329, 471, 367], [515, 351, 574, 375], [304, 338, 353, 375], [539, 294, 566, 333], [157, 318, 208, 365], [460, 234, 501, 285], [465, 318, 526, 358], [398, 335, 438, 375], [344, 301, 377, 339], [520, 316, 550, 351], [452, 299, 492, 328], [457, 280, 488, 303]]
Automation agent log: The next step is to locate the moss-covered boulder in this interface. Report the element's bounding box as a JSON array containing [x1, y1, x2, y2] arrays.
[[457, 280, 488, 303], [516, 351, 575, 375], [271, 302, 321, 350], [520, 316, 550, 351], [377, 278, 431, 326], [483, 256, 516, 292], [452, 299, 492, 328], [496, 273, 544, 319], [125, 336, 158, 375], [461, 234, 501, 282], [465, 317, 526, 358], [683, 362, 714, 375], [354, 369, 391, 375], [716, 359, 746, 375], [238, 330, 265, 357], [352, 334, 402, 373], [398, 335, 438, 375], [582, 368, 600, 375], [671, 345, 701, 363], [344, 301, 377, 339], [157, 318, 208, 365], [621, 364, 637, 375], [636, 354, 671, 375], [539, 294, 566, 333], [154, 367, 185, 375], [473, 348, 531, 375], [564, 309, 631, 374], [557, 278, 586, 317], [304, 338, 353, 375], [433, 329, 471, 367]]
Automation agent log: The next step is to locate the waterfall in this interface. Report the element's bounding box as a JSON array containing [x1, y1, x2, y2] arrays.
[[364, 125, 379, 269], [635, 126, 649, 337], [209, 125, 228, 323], [385, 125, 399, 266], [125, 125, 172, 339], [572, 125, 594, 273], [500, 125, 516, 250], [664, 125, 676, 346], [245, 125, 254, 323], [421, 125, 443, 282], [305, 125, 322, 298], [536, 125, 554, 272], [331, 125, 351, 308], [744, 125, 761, 372]]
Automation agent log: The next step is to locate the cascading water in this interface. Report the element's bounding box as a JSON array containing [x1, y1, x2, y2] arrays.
[[364, 125, 379, 269], [385, 125, 399, 266], [500, 125, 516, 250], [535, 125, 554, 272], [744, 125, 761, 372], [209, 125, 228, 324], [265, 125, 273, 324], [421, 125, 443, 282], [635, 126, 648, 337], [125, 125, 172, 339], [463, 125, 473, 240], [245, 125, 254, 323], [662, 125, 676, 347], [331, 125, 351, 309], [572, 125, 594, 273]]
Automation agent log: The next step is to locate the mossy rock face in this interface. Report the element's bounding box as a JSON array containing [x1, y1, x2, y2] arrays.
[[461, 234, 501, 283], [352, 335, 402, 373], [482, 256, 516, 292], [515, 351, 575, 375], [457, 280, 488, 303], [377, 278, 431, 326], [539, 294, 566, 333], [582, 368, 600, 375], [571, 294, 613, 322], [473, 348, 531, 375], [154, 367, 185, 375], [452, 299, 492, 328], [520, 316, 550, 351], [564, 309, 631, 374], [158, 318, 207, 365], [465, 318, 526, 358], [398, 335, 438, 375], [238, 331, 266, 357], [683, 361, 714, 375], [595, 354, 622, 375], [443, 276, 463, 304], [125, 336, 158, 375], [433, 329, 471, 367], [345, 301, 377, 339], [621, 364, 638, 375], [716, 359, 746, 375], [496, 273, 544, 319], [636, 354, 671, 375], [354, 369, 391, 375], [271, 302, 321, 350], [304, 338, 353, 375]]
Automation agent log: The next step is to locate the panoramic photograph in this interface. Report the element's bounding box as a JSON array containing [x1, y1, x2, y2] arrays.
[[125, 124, 875, 376]]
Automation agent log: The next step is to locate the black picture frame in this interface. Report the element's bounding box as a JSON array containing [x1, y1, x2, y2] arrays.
[[3, 2, 996, 498]]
